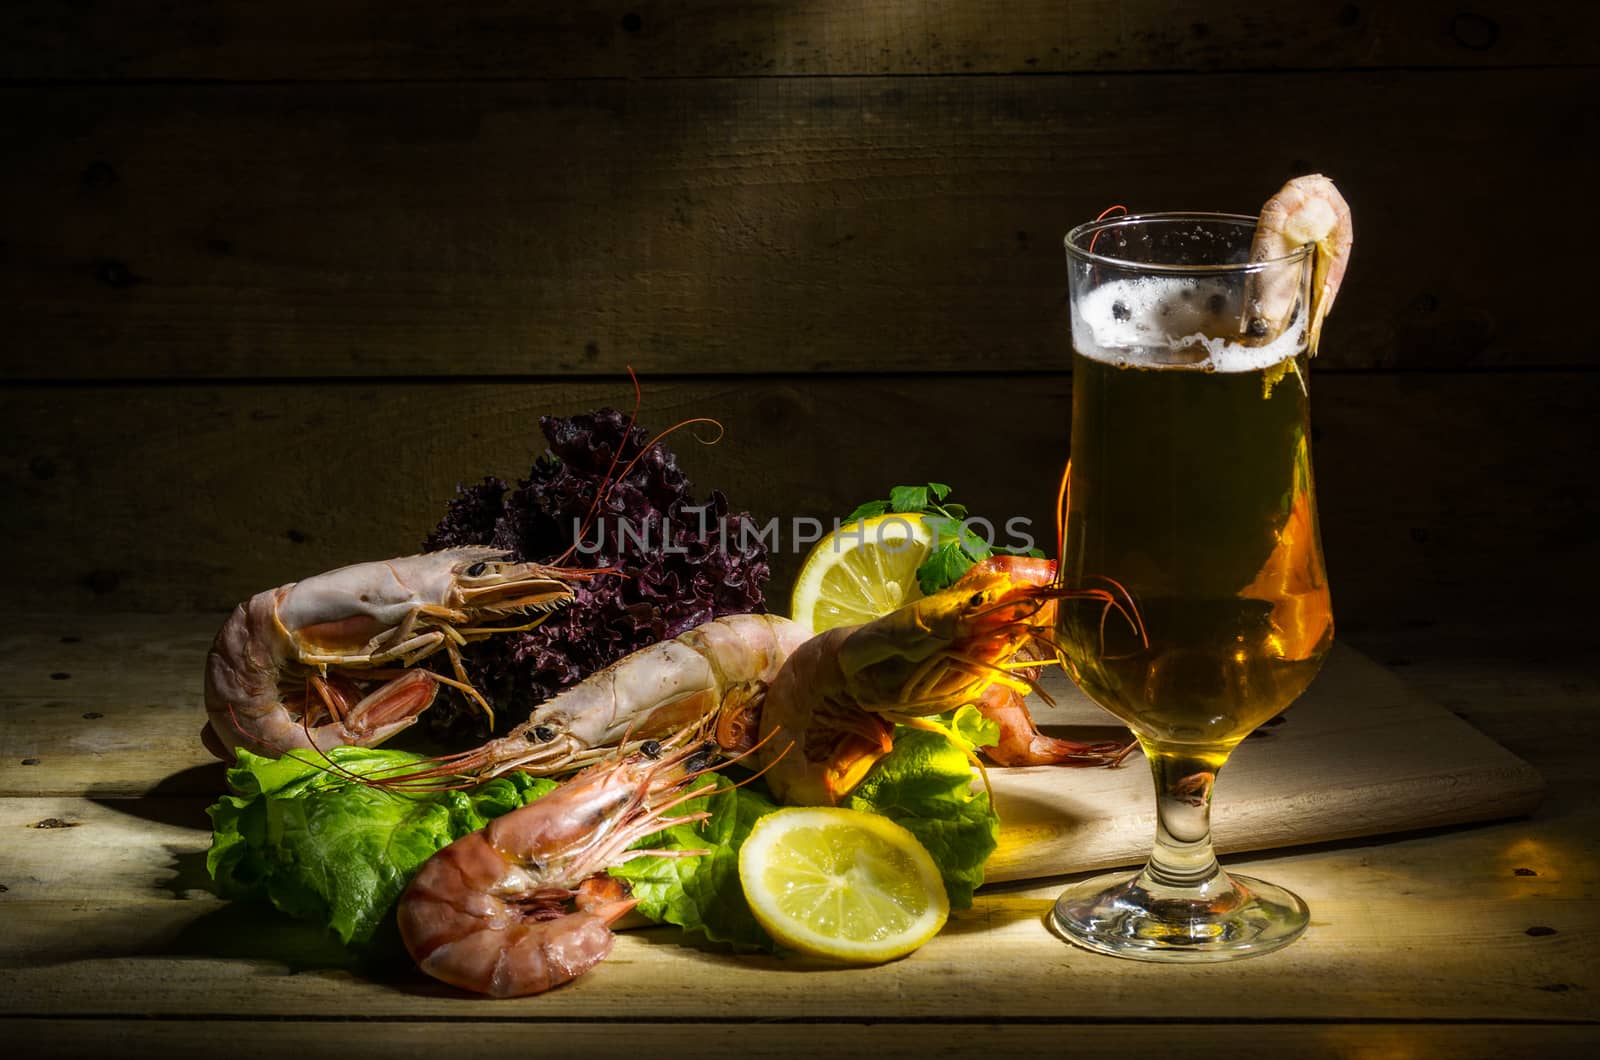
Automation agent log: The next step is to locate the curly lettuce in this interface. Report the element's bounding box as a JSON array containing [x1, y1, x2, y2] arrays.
[[423, 408, 772, 741]]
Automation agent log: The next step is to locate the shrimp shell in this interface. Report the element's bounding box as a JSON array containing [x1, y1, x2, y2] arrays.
[[397, 739, 718, 997]]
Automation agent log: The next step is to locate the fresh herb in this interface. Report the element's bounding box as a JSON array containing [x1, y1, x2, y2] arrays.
[[847, 482, 1043, 595], [206, 748, 556, 946]]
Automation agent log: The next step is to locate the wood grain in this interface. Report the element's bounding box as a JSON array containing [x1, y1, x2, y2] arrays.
[[3, 1, 1595, 79], [1, 373, 1592, 625], [6, 867, 1596, 1022], [0, 634, 1545, 871], [986, 647, 1543, 881], [8, 1021, 1600, 1060], [2, 882, 1592, 1021], [0, 618, 1592, 1034], [3, 71, 1594, 378]]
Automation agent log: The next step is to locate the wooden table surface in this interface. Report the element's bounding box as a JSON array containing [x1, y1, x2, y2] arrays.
[[2, 615, 1595, 1059]]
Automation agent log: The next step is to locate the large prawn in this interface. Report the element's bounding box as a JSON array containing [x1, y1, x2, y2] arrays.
[[358, 612, 811, 787], [1247, 173, 1353, 353], [748, 555, 1140, 806], [396, 735, 724, 998], [203, 547, 589, 760]]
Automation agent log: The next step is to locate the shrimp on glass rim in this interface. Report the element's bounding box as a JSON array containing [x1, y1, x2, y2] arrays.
[[1247, 173, 1353, 353]]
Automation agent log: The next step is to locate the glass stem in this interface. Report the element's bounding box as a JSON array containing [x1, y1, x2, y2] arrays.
[[1141, 747, 1227, 894]]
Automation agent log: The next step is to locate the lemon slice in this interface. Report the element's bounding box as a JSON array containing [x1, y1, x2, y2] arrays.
[[790, 513, 934, 632], [739, 807, 950, 962]]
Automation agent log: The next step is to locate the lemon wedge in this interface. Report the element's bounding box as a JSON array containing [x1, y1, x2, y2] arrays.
[[790, 513, 934, 632], [739, 807, 950, 962]]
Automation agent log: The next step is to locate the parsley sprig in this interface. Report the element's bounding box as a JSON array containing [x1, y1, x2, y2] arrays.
[[845, 482, 1043, 595]]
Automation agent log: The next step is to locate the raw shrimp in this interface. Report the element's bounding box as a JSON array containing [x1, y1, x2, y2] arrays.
[[204, 547, 586, 760], [956, 557, 1139, 769], [366, 612, 811, 786], [396, 736, 722, 998], [750, 556, 1138, 806], [1248, 173, 1354, 353]]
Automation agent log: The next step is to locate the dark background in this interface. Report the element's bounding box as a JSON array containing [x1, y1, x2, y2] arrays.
[[2, 1, 1595, 663]]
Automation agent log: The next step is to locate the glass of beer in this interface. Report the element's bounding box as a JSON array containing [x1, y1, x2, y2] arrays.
[[1050, 212, 1333, 960]]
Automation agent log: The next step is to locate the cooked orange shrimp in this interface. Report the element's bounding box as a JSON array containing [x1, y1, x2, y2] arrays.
[[750, 556, 1137, 806], [397, 736, 721, 998], [1248, 173, 1354, 353], [956, 557, 1138, 769], [369, 612, 811, 787], [203, 547, 585, 760]]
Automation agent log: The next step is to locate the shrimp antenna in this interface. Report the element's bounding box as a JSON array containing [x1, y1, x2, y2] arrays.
[[1087, 203, 1128, 255], [698, 724, 790, 790], [223, 685, 442, 796], [549, 367, 646, 568], [551, 367, 727, 569], [1054, 459, 1071, 573]]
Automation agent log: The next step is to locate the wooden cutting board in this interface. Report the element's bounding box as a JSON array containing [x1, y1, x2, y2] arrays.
[[984, 642, 1545, 883]]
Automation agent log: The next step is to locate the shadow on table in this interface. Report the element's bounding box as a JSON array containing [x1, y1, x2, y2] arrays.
[[158, 901, 380, 972], [85, 763, 229, 832]]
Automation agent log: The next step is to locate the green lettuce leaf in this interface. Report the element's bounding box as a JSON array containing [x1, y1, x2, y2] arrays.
[[614, 711, 1002, 951], [609, 775, 779, 951], [206, 747, 556, 946], [845, 728, 999, 908], [209, 719, 1002, 957]]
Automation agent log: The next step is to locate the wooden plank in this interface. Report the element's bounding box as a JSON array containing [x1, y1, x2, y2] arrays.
[[0, 644, 1546, 877], [1341, 622, 1599, 795], [0, 614, 1582, 806], [986, 647, 1543, 881], [3, 884, 1593, 1020], [0, 373, 1592, 622], [2, 71, 1594, 378], [0, 627, 1590, 1024], [8, 1020, 1600, 1060], [3, 1, 1595, 79], [4, 789, 1588, 909]]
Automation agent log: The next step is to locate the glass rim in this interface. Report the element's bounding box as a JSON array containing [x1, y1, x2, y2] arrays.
[[1064, 211, 1313, 274]]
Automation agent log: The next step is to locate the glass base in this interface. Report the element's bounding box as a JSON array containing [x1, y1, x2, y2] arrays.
[[1050, 869, 1308, 963]]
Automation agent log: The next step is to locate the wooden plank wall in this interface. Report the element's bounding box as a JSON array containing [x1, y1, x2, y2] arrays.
[[2, 1, 1596, 635]]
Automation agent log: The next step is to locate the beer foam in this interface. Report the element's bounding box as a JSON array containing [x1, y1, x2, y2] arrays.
[[1072, 277, 1304, 373]]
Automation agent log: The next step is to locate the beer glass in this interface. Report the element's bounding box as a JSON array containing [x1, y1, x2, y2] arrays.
[[1050, 213, 1333, 961]]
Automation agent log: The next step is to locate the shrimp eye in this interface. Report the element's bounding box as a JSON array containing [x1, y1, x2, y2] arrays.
[[640, 739, 662, 759], [685, 743, 721, 774], [533, 724, 555, 742], [466, 561, 488, 577]]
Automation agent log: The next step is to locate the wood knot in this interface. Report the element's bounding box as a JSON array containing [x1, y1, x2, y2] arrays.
[[1450, 12, 1499, 51], [95, 258, 136, 289], [82, 160, 118, 188]]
